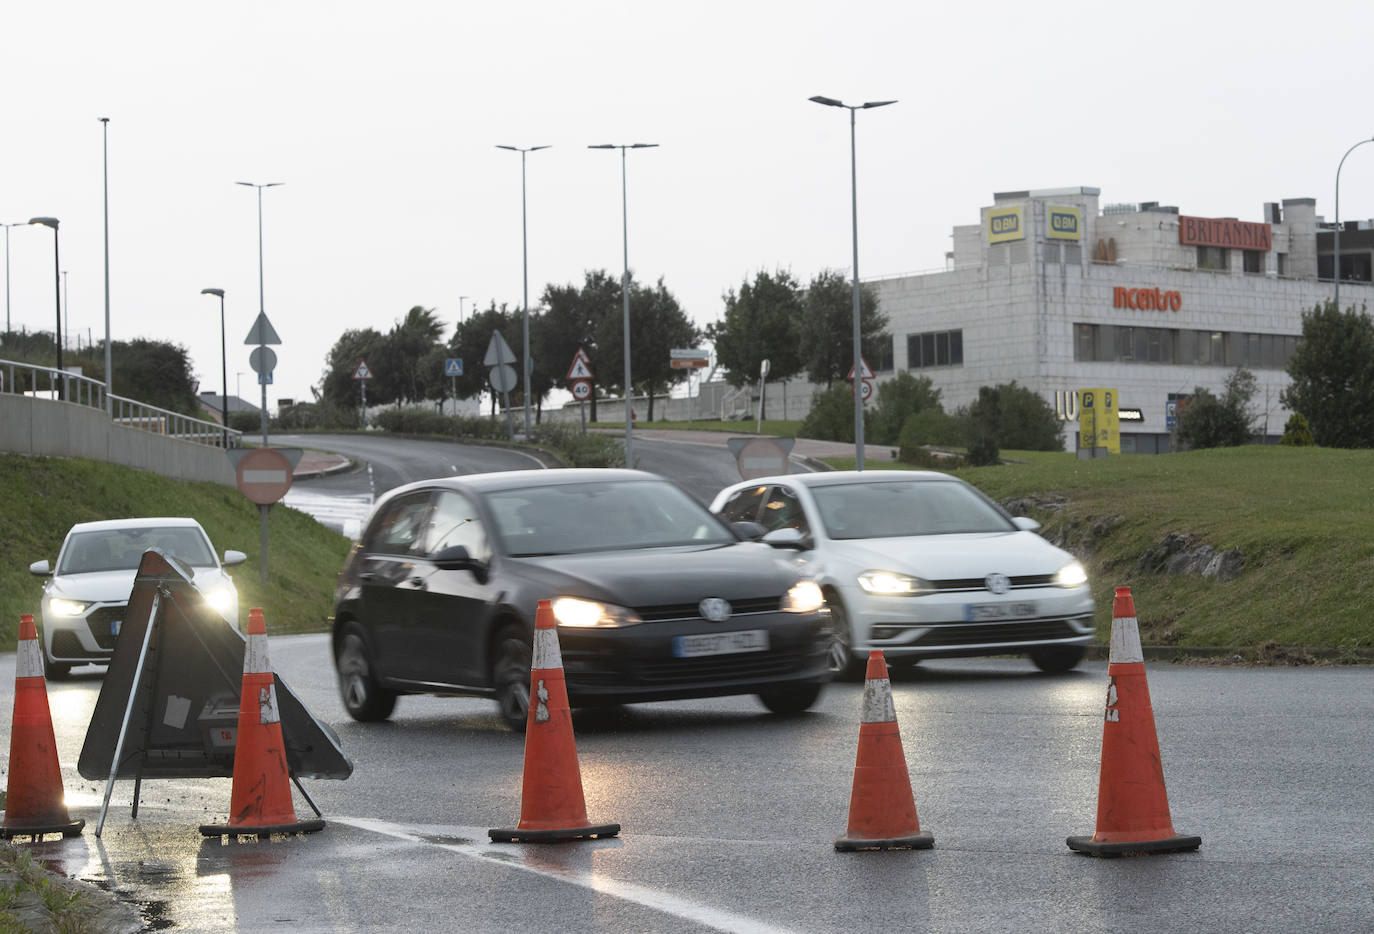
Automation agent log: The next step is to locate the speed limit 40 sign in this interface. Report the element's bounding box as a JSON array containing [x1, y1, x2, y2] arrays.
[[570, 379, 591, 401]]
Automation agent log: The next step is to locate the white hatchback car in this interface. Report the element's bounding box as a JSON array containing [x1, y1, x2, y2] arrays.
[[710, 471, 1096, 677], [28, 518, 246, 678]]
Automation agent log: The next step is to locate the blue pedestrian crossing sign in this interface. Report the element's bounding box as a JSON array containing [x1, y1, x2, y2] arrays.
[[445, 358, 464, 377]]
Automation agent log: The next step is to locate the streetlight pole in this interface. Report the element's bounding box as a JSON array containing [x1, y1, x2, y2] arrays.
[[28, 217, 62, 390], [1334, 135, 1374, 313], [2, 222, 23, 335], [459, 295, 469, 324], [100, 117, 112, 411], [809, 95, 896, 472], [236, 181, 283, 444], [61, 271, 68, 350], [496, 144, 551, 438], [589, 142, 658, 468], [202, 288, 228, 446]]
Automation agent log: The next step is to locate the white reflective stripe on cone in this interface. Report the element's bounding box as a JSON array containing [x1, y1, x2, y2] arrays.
[[244, 633, 271, 674], [258, 682, 280, 725], [860, 677, 896, 724], [532, 627, 563, 670], [16, 637, 44, 679], [1109, 615, 1145, 664]]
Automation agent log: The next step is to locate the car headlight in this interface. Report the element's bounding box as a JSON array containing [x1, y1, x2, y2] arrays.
[[857, 570, 934, 596], [46, 597, 89, 617], [201, 584, 236, 615], [551, 597, 641, 628], [781, 580, 824, 614], [1055, 561, 1088, 588]]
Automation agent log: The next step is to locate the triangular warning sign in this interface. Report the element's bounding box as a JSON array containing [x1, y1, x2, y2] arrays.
[[243, 311, 282, 346], [353, 360, 372, 380], [567, 353, 593, 381], [484, 331, 517, 367], [846, 356, 875, 381]]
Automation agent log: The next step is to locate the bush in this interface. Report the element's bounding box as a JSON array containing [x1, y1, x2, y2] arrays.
[[1279, 412, 1315, 446], [966, 433, 1001, 466], [904, 407, 967, 448], [533, 423, 626, 468], [799, 384, 857, 442], [996, 382, 1064, 451], [228, 410, 264, 434], [867, 372, 942, 446], [1175, 368, 1257, 450]]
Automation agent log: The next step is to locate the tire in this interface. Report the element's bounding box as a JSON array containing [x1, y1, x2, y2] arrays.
[[492, 625, 533, 732], [1030, 644, 1086, 673], [335, 625, 397, 722], [41, 648, 71, 681], [825, 592, 865, 681], [757, 683, 822, 715]]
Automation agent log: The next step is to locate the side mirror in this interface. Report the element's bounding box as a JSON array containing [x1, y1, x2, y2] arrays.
[[432, 544, 489, 583], [29, 560, 52, 577], [731, 520, 767, 541], [762, 527, 809, 550], [222, 550, 248, 567], [1013, 516, 1041, 532]]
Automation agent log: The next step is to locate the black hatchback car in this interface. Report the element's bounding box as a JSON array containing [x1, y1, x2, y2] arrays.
[[331, 469, 831, 730]]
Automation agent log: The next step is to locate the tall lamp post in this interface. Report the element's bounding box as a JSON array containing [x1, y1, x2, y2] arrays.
[[28, 217, 62, 391], [1334, 135, 1374, 313], [100, 117, 112, 411], [236, 181, 283, 443], [3, 222, 24, 335], [808, 95, 896, 471], [589, 142, 658, 468], [496, 144, 550, 438], [202, 288, 228, 446]]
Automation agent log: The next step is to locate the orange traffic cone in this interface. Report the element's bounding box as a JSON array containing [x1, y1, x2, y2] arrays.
[[835, 651, 933, 851], [1068, 586, 1201, 857], [0, 615, 84, 840], [489, 600, 620, 843], [199, 608, 324, 839]]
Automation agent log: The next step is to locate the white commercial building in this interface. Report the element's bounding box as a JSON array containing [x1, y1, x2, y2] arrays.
[[868, 186, 1374, 452]]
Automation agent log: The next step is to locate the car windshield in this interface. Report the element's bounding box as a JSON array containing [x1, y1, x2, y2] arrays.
[[488, 479, 735, 556], [57, 527, 216, 574], [812, 480, 1015, 540]]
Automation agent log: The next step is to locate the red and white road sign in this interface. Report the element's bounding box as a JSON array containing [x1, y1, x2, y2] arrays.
[[567, 348, 594, 381], [353, 360, 372, 380], [570, 379, 592, 401], [235, 448, 294, 505], [846, 356, 875, 381], [853, 379, 873, 402]]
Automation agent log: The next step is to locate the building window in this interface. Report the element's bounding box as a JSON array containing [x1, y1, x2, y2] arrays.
[[1242, 250, 1264, 274], [1197, 246, 1229, 271], [1073, 324, 1295, 369], [1277, 253, 1288, 276], [869, 334, 894, 372], [906, 329, 963, 369]]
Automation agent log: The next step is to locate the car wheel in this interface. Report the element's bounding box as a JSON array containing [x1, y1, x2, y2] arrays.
[[824, 592, 865, 681], [757, 683, 822, 715], [492, 625, 532, 732], [1030, 645, 1086, 673], [41, 646, 71, 681], [335, 625, 397, 722]]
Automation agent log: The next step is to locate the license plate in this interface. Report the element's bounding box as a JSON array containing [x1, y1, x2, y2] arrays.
[[964, 602, 1036, 622], [673, 629, 769, 658], [111, 619, 122, 636]]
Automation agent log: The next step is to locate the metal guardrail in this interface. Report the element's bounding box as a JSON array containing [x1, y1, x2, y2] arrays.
[[1, 358, 242, 449]]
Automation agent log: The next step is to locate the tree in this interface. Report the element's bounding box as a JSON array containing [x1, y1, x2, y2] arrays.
[[450, 304, 521, 417], [799, 270, 888, 387], [1279, 412, 1315, 446], [706, 270, 804, 418], [626, 277, 698, 421], [539, 271, 619, 422], [965, 386, 1002, 466], [375, 306, 446, 406], [1175, 367, 1258, 450], [995, 381, 1064, 451], [1281, 301, 1374, 447], [109, 340, 199, 415], [316, 328, 385, 409], [867, 371, 942, 446]]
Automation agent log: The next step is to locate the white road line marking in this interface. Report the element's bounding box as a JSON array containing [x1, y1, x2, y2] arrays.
[[335, 816, 796, 934]]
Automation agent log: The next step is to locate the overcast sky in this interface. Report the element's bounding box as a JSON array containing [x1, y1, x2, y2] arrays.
[[4, 0, 1373, 409]]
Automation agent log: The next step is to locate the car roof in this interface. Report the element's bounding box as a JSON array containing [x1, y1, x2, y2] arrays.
[[65, 517, 206, 535], [733, 469, 955, 489], [380, 468, 667, 501]]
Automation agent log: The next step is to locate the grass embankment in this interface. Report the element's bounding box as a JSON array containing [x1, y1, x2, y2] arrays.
[[0, 454, 352, 652]]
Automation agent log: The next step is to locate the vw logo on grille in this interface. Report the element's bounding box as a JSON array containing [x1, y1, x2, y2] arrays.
[[984, 573, 1011, 595], [698, 597, 732, 622]]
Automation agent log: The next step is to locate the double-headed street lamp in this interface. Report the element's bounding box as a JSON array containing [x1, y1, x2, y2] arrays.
[[809, 95, 896, 472], [28, 217, 63, 387], [236, 181, 283, 443], [202, 288, 228, 446], [589, 142, 658, 468], [1334, 135, 1374, 312], [496, 144, 550, 438]]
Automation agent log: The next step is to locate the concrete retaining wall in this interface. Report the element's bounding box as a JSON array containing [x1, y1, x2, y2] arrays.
[[1, 395, 235, 486]]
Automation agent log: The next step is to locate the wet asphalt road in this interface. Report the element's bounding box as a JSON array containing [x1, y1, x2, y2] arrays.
[[11, 644, 1374, 932]]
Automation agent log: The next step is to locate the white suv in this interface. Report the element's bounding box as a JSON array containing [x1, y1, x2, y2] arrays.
[[28, 518, 245, 678]]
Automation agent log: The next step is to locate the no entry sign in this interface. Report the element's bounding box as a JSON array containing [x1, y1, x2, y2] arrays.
[[233, 448, 295, 505]]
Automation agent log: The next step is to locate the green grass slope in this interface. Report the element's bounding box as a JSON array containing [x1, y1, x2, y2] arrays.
[[0, 454, 353, 652]]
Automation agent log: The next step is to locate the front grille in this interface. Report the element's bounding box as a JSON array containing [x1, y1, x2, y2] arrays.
[[911, 619, 1078, 647], [633, 649, 811, 684], [635, 596, 782, 623], [85, 606, 126, 650], [931, 574, 1057, 593]]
